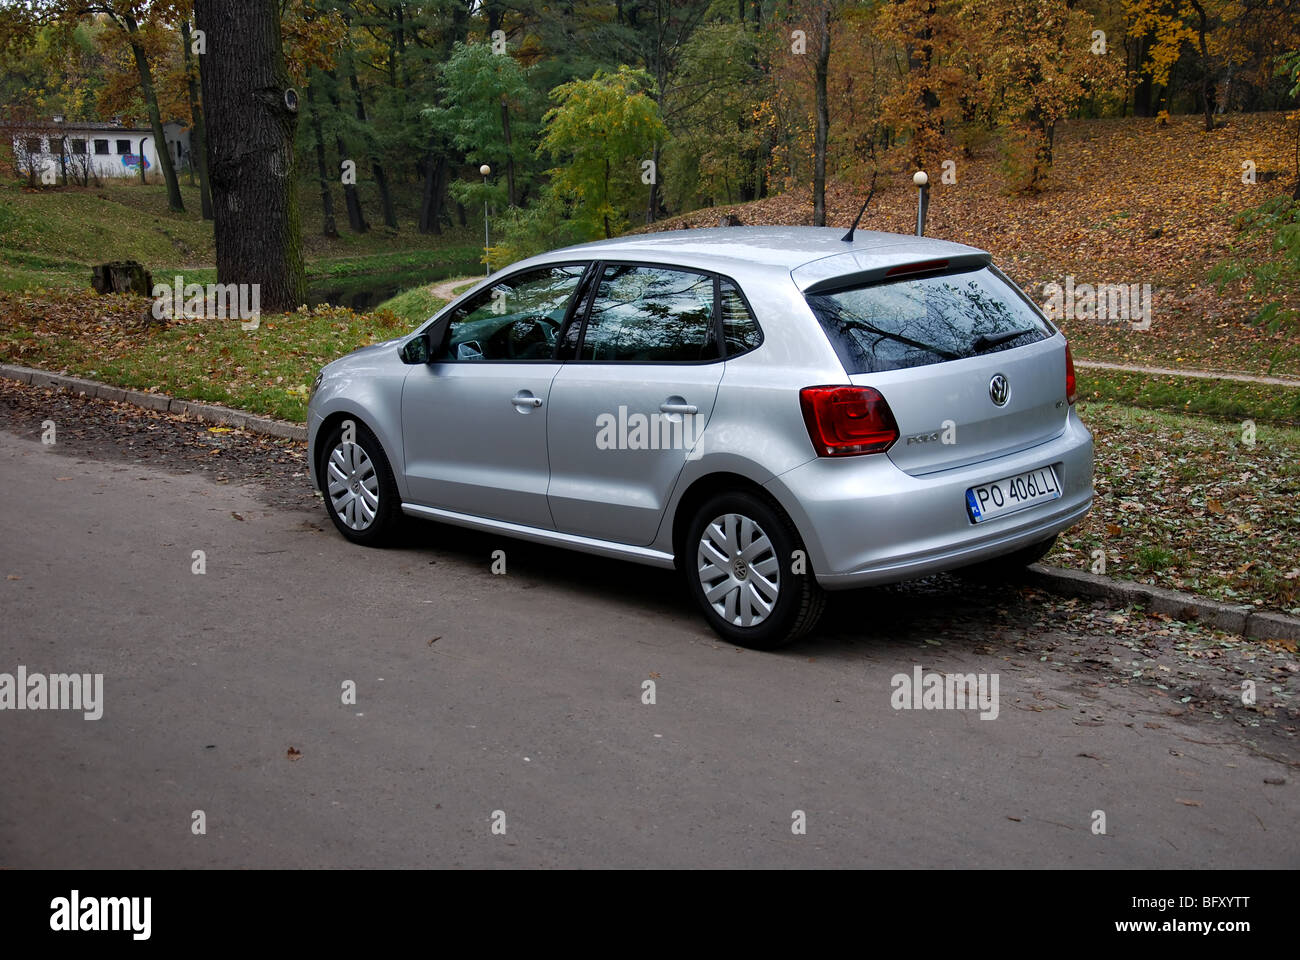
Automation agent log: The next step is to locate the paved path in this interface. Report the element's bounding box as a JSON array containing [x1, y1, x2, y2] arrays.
[[427, 276, 482, 303], [1075, 359, 1300, 387], [1, 425, 1295, 868]]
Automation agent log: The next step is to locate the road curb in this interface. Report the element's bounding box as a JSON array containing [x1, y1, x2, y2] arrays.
[[1027, 564, 1300, 642], [0, 363, 308, 442]]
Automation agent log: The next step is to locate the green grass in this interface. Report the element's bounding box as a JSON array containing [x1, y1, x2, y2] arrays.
[[376, 285, 449, 325], [0, 178, 485, 296], [0, 290, 409, 422], [1078, 367, 1300, 424]]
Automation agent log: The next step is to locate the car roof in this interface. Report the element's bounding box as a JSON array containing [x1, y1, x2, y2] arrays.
[[540, 226, 987, 275]]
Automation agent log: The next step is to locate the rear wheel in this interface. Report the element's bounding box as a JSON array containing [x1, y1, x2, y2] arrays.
[[684, 491, 825, 650], [320, 420, 401, 545], [956, 534, 1057, 580]]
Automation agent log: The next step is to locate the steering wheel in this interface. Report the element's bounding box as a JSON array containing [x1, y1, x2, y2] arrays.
[[507, 316, 558, 359]]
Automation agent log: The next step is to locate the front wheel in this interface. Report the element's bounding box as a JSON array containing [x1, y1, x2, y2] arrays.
[[684, 492, 825, 650], [320, 420, 401, 545]]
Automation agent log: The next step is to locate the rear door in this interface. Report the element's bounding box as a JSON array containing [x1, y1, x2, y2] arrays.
[[401, 263, 588, 527], [546, 263, 724, 544], [804, 264, 1068, 476]]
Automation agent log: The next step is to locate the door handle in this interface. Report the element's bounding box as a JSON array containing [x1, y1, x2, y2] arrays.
[[659, 401, 698, 415], [511, 393, 543, 408]]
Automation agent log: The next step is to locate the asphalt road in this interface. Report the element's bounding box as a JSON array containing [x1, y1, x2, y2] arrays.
[[1, 419, 1296, 868]]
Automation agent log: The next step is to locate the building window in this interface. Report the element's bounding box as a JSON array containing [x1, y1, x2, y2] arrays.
[[94, 139, 110, 155], [24, 137, 43, 153], [116, 139, 130, 154], [50, 139, 65, 157], [70, 138, 87, 155]]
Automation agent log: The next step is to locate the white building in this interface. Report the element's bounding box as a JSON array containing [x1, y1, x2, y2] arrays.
[[11, 117, 191, 181]]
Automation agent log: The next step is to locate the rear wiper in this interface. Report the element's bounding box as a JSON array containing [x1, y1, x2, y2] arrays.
[[971, 327, 1035, 353], [819, 303, 961, 361]]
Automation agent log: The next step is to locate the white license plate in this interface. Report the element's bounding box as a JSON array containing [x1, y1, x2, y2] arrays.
[[966, 466, 1061, 523]]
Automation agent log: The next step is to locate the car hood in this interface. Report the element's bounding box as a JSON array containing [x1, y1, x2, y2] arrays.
[[323, 336, 406, 376]]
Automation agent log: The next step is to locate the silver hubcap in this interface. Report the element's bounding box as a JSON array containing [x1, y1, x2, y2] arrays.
[[697, 513, 780, 627], [327, 441, 379, 531]]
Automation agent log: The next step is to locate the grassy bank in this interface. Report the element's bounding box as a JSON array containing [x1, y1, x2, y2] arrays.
[[0, 179, 484, 296], [0, 290, 407, 421]]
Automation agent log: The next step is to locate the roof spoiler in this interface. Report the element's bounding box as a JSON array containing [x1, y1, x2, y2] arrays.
[[796, 250, 992, 295]]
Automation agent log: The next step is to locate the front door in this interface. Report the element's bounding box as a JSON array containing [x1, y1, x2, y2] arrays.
[[401, 263, 588, 528]]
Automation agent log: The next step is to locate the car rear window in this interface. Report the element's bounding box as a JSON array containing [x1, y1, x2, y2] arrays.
[[805, 266, 1052, 374]]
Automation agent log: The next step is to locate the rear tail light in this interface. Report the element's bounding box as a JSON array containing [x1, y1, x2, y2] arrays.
[[1065, 341, 1077, 405], [800, 385, 899, 456]]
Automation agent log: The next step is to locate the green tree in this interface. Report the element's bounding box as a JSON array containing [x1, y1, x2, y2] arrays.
[[538, 65, 667, 239], [434, 39, 536, 209]]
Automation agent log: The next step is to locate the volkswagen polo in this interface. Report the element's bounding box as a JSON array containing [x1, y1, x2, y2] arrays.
[[308, 227, 1093, 648]]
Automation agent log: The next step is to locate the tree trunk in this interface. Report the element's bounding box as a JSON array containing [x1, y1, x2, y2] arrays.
[[604, 158, 611, 238], [325, 79, 369, 233], [124, 15, 184, 212], [195, 0, 306, 312], [813, 6, 830, 227], [1189, 0, 1216, 132], [343, 36, 397, 230], [419, 146, 450, 235], [180, 19, 213, 220], [306, 78, 338, 239], [645, 140, 661, 224], [501, 97, 517, 206]]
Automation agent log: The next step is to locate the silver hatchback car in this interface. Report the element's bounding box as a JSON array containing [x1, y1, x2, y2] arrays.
[[308, 227, 1093, 648]]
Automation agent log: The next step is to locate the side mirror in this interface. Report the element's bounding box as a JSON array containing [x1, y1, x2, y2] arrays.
[[399, 332, 431, 364]]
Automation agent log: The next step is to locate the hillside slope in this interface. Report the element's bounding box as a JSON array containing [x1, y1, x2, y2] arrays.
[[648, 113, 1300, 378]]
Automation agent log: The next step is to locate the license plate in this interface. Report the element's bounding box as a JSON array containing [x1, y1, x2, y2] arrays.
[[966, 466, 1060, 523]]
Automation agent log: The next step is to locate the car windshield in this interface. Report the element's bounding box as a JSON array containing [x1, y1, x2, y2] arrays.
[[805, 266, 1052, 374]]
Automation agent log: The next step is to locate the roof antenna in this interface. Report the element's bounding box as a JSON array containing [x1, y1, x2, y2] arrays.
[[840, 170, 878, 243]]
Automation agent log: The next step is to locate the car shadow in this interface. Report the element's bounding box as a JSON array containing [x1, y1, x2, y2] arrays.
[[394, 516, 1031, 657]]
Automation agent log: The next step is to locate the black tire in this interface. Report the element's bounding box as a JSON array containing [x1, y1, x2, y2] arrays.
[[683, 491, 825, 650], [318, 419, 402, 546], [956, 534, 1057, 580]]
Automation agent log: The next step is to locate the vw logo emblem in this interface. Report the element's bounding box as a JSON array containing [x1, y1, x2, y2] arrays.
[[989, 373, 1010, 406]]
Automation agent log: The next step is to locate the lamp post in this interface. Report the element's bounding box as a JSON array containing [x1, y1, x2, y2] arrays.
[[480, 163, 492, 275], [913, 170, 929, 237]]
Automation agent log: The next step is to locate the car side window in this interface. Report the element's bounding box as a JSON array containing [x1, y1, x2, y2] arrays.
[[719, 280, 763, 356], [579, 264, 718, 363], [436, 264, 587, 362]]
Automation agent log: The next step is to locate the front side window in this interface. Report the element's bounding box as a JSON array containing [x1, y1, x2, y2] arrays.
[[436, 263, 587, 362], [579, 264, 717, 363], [806, 266, 1052, 374]]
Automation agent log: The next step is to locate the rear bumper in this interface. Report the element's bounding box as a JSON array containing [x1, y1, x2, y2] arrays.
[[765, 410, 1094, 589]]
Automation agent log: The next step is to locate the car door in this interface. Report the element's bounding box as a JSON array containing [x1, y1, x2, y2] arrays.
[[401, 262, 589, 528], [546, 262, 725, 545]]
